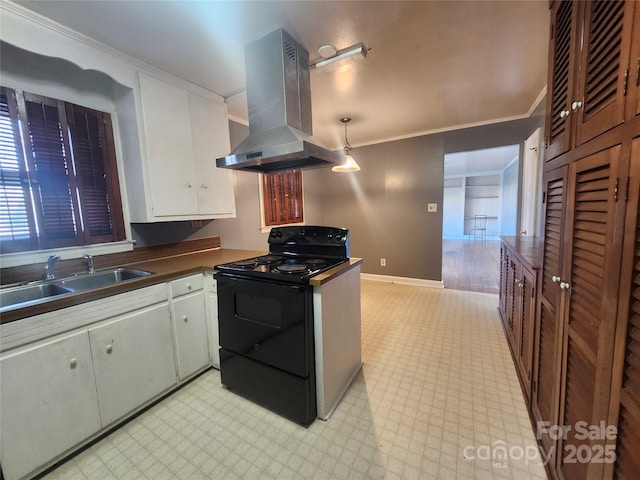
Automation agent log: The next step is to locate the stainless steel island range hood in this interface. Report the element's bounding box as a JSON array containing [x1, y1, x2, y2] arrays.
[[216, 29, 342, 173]]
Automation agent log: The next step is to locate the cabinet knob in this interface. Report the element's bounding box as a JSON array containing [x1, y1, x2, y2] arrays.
[[182, 315, 188, 322], [560, 281, 571, 290], [200, 184, 208, 190], [186, 283, 192, 290], [106, 344, 113, 354], [185, 183, 192, 188], [70, 358, 77, 369], [571, 101, 582, 111], [560, 110, 570, 119], [552, 275, 560, 283]]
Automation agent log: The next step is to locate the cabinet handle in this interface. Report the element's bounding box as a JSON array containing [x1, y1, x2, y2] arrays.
[[552, 275, 560, 283], [571, 101, 582, 111], [182, 315, 188, 323], [560, 110, 570, 119], [70, 358, 77, 369], [106, 344, 113, 354]]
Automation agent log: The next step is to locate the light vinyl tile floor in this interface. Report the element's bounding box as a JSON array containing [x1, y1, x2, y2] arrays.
[[44, 281, 547, 480]]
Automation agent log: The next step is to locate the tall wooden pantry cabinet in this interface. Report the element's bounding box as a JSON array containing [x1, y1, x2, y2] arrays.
[[531, 1, 640, 479]]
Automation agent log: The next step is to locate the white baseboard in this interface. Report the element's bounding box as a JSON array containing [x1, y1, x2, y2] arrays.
[[360, 273, 444, 288]]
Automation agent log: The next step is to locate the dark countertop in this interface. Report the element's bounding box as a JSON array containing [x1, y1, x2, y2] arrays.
[[310, 258, 363, 286], [500, 236, 541, 270], [0, 248, 264, 324], [1, 249, 364, 324]]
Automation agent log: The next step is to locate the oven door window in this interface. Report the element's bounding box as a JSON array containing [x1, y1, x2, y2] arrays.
[[217, 276, 310, 377]]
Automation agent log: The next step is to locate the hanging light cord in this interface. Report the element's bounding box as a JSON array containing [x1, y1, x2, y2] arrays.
[[342, 117, 352, 153]]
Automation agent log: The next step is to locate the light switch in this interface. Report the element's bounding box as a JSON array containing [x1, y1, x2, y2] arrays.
[[427, 203, 438, 213]]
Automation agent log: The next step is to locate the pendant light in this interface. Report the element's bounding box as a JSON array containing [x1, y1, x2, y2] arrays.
[[332, 117, 361, 172]]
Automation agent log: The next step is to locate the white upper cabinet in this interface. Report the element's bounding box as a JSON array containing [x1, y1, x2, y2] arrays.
[[131, 71, 235, 221], [189, 94, 235, 217]]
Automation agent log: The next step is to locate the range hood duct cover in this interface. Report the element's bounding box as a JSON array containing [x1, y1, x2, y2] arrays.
[[216, 29, 342, 173]]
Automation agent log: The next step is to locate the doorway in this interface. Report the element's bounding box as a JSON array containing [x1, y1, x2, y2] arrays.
[[441, 145, 520, 294]]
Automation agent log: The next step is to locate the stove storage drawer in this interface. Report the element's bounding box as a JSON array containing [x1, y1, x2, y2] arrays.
[[216, 275, 311, 378], [219, 348, 315, 426]]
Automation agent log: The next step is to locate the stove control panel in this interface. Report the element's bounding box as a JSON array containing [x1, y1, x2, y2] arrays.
[[268, 226, 350, 258], [269, 226, 348, 245]]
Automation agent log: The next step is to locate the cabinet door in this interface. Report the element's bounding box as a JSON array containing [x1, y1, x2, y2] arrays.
[[532, 165, 568, 458], [545, 0, 580, 161], [574, 1, 636, 147], [557, 145, 625, 479], [499, 243, 509, 324], [173, 291, 209, 379], [138, 72, 199, 217], [628, 2, 640, 119], [0, 332, 101, 480], [507, 257, 520, 350], [207, 292, 220, 369], [608, 137, 640, 479], [518, 265, 536, 403], [89, 303, 176, 426], [189, 94, 235, 216]]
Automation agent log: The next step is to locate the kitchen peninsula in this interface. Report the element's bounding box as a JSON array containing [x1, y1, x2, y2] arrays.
[[0, 237, 363, 480]]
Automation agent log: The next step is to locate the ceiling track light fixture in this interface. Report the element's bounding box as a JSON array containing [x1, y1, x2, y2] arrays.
[[332, 117, 361, 173], [310, 42, 369, 69]]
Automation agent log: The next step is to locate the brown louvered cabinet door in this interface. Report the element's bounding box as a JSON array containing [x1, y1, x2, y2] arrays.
[[532, 166, 569, 464], [518, 265, 536, 405], [499, 243, 509, 326], [545, 0, 580, 162], [573, 1, 636, 147], [507, 256, 519, 347], [606, 137, 640, 480], [628, 3, 640, 119], [556, 146, 625, 479]]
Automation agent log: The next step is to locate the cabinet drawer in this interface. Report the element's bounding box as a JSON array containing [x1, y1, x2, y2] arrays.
[[170, 274, 203, 297]]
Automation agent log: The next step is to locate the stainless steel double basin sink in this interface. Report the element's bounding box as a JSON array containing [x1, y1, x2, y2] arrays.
[[0, 267, 154, 313]]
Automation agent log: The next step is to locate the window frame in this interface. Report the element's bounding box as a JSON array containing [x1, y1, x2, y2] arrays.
[[259, 169, 305, 232], [0, 86, 127, 255]]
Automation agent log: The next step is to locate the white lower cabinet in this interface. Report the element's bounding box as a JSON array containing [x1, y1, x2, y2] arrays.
[[0, 331, 102, 480], [204, 272, 220, 368], [0, 276, 219, 479], [172, 291, 209, 379], [89, 303, 176, 427]]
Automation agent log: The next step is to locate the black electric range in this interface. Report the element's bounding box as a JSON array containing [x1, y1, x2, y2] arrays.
[[214, 226, 349, 284], [214, 225, 349, 426]]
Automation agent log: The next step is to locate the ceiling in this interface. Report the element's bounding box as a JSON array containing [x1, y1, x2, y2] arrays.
[[13, 0, 550, 151]]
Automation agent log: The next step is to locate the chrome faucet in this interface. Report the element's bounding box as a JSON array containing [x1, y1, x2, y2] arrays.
[[44, 255, 60, 280], [83, 253, 95, 274]]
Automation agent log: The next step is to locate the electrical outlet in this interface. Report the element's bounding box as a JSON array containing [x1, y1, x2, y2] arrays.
[[427, 203, 438, 213], [380, 258, 386, 267]]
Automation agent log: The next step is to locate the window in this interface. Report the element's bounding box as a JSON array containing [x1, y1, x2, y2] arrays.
[[0, 87, 125, 254], [262, 170, 304, 226]]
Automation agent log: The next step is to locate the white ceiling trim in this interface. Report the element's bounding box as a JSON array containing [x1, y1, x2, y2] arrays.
[[526, 86, 547, 117], [350, 111, 539, 149], [227, 114, 249, 127]]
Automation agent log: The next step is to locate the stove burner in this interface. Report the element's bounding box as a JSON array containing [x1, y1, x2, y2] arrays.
[[231, 259, 258, 268], [257, 255, 284, 264], [305, 259, 326, 268], [276, 264, 309, 274]]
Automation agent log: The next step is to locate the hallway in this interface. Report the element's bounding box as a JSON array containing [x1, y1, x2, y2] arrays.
[[442, 239, 501, 294]]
